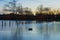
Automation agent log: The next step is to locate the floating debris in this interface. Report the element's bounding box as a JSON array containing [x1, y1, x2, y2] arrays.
[[28, 28, 32, 31]]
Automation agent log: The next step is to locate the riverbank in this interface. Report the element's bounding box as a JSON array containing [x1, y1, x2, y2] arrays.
[[0, 13, 60, 22]]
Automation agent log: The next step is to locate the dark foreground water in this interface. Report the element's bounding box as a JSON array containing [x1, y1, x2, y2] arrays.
[[0, 20, 60, 40]]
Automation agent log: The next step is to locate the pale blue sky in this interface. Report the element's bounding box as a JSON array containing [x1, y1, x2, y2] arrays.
[[0, 0, 60, 11]]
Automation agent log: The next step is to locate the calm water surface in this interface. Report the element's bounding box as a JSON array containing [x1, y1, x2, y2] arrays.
[[0, 20, 60, 40]]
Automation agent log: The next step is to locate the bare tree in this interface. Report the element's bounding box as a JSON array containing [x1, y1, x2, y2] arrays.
[[3, 0, 24, 15], [37, 5, 43, 13]]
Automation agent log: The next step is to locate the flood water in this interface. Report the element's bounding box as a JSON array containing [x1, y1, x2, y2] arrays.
[[0, 20, 60, 40]]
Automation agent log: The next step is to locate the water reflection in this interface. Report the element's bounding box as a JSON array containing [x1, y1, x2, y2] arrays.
[[9, 21, 11, 27], [2, 20, 3, 29], [43, 23, 49, 40], [0, 21, 60, 40]]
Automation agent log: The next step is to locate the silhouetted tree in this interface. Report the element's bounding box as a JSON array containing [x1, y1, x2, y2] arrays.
[[24, 7, 33, 15], [37, 5, 43, 13], [17, 4, 23, 15], [3, 0, 23, 14]]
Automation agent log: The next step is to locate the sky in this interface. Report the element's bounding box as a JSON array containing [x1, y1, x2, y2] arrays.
[[0, 0, 60, 11]]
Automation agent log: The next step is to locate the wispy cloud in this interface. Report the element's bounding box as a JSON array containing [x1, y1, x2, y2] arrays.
[[0, 0, 60, 10]]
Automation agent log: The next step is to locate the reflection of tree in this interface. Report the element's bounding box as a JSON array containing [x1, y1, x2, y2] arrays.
[[12, 21, 23, 40], [9, 21, 11, 27], [43, 23, 50, 40], [2, 20, 3, 29], [12, 26, 23, 40], [2, 21, 5, 29], [43, 32, 49, 40], [38, 23, 43, 34], [4, 21, 6, 28]]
